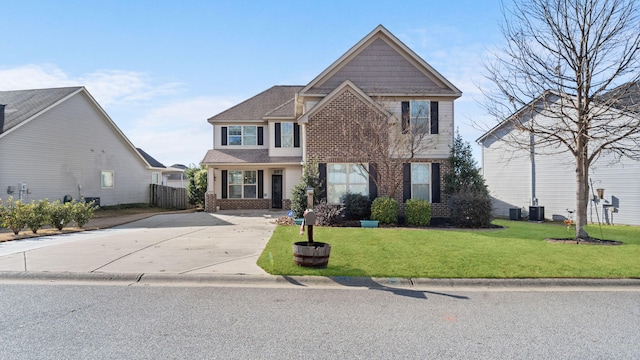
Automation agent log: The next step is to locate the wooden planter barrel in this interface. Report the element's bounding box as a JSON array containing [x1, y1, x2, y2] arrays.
[[293, 242, 331, 268]]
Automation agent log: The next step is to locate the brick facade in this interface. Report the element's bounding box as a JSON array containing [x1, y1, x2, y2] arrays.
[[306, 89, 450, 218], [205, 192, 291, 212]]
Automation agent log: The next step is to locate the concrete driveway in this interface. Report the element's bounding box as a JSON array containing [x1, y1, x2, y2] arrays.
[[0, 210, 287, 276]]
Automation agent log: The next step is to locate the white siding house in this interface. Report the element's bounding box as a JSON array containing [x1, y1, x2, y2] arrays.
[[478, 88, 640, 226], [0, 87, 162, 206]]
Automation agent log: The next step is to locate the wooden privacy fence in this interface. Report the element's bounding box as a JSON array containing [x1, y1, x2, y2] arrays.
[[149, 184, 194, 210]]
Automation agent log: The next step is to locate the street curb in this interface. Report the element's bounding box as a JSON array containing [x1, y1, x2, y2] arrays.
[[1, 271, 639, 289]]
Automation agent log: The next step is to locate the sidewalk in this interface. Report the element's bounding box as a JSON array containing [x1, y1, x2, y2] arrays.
[[1, 210, 639, 290], [0, 210, 287, 276]]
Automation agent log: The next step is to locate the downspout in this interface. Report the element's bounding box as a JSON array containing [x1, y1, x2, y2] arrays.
[[0, 104, 5, 134], [530, 133, 537, 206]]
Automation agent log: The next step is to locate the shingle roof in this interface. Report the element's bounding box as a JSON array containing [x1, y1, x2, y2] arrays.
[[0, 87, 82, 133], [201, 149, 302, 165], [136, 148, 165, 168], [601, 81, 640, 113], [207, 86, 303, 122]]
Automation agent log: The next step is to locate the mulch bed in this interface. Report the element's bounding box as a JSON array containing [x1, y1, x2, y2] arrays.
[[546, 238, 623, 245]]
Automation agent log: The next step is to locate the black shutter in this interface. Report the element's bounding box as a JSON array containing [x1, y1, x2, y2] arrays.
[[431, 163, 441, 203], [318, 163, 327, 201], [257, 126, 264, 145], [275, 123, 281, 148], [258, 170, 264, 198], [293, 123, 300, 148], [368, 163, 378, 200], [430, 101, 439, 134], [221, 127, 228, 146], [403, 163, 411, 202], [401, 101, 410, 133], [221, 170, 228, 199]]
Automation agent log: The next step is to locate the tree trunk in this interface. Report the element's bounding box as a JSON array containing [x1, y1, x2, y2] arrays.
[[575, 147, 590, 239]]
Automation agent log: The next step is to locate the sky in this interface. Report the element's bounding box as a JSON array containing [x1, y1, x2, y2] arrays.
[[0, 0, 506, 167]]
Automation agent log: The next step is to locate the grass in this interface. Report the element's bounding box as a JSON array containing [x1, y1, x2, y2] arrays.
[[257, 220, 640, 278]]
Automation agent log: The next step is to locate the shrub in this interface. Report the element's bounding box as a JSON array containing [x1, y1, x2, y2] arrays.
[[49, 200, 73, 231], [0, 199, 5, 230], [2, 197, 29, 235], [25, 199, 50, 234], [405, 199, 431, 226], [341, 193, 371, 220], [371, 196, 398, 225], [313, 200, 344, 226], [290, 182, 309, 219], [186, 164, 207, 207], [71, 200, 98, 228], [290, 158, 323, 218], [447, 188, 493, 228]]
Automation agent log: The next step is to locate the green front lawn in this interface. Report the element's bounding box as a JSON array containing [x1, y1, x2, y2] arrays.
[[257, 220, 640, 278]]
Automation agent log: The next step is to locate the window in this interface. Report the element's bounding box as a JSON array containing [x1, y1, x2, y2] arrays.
[[411, 163, 430, 201], [280, 122, 293, 148], [151, 172, 161, 185], [402, 100, 438, 134], [228, 170, 257, 199], [410, 101, 430, 133], [227, 126, 257, 146], [275, 122, 299, 148], [327, 163, 368, 204], [101, 171, 114, 189]]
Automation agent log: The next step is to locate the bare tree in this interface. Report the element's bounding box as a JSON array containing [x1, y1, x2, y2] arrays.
[[338, 97, 436, 200], [483, 0, 640, 239]]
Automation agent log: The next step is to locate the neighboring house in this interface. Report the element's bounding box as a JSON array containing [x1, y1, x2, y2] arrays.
[[477, 84, 640, 226], [136, 148, 186, 187], [202, 25, 462, 216], [165, 164, 188, 188], [0, 87, 163, 206]]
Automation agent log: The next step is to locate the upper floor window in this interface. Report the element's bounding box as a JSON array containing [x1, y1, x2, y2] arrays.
[[221, 126, 263, 146], [402, 101, 439, 135], [275, 122, 300, 148], [281, 122, 293, 147]]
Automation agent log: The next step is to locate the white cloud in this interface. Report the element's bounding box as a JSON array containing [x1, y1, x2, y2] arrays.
[[125, 96, 241, 167], [0, 64, 181, 106], [0, 63, 236, 166]]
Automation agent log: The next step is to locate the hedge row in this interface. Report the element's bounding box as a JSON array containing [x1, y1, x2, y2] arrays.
[[0, 197, 98, 235]]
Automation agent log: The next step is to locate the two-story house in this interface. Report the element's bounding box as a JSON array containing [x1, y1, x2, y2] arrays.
[[202, 25, 461, 218]]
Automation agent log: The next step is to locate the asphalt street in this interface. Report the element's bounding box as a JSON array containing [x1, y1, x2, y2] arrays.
[[1, 284, 639, 359]]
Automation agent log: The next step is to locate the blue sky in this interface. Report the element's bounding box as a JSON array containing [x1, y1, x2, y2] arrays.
[[1, 0, 505, 166]]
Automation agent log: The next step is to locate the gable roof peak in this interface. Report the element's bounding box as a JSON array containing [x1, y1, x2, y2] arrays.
[[299, 25, 461, 97]]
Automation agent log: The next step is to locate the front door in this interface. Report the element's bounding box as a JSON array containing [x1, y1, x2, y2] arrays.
[[272, 174, 283, 209]]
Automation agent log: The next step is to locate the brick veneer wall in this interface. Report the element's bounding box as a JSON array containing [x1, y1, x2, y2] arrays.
[[205, 193, 291, 212], [205, 192, 217, 212], [306, 89, 450, 218]]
